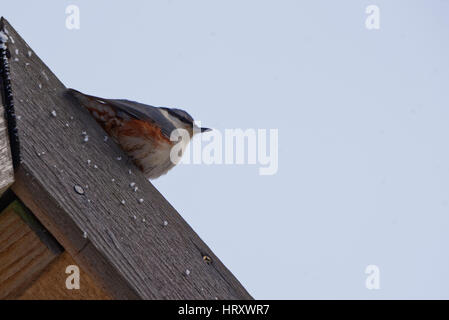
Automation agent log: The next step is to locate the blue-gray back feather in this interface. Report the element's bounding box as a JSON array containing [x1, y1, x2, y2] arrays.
[[105, 99, 177, 139], [66, 89, 178, 139]]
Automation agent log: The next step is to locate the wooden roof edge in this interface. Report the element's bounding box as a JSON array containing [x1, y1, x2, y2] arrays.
[[1, 17, 253, 300]]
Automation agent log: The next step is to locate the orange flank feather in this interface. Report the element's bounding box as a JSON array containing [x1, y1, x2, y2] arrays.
[[118, 119, 172, 148]]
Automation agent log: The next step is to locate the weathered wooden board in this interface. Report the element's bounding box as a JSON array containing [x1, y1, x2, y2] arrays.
[[0, 29, 14, 196], [2, 17, 252, 299], [0, 201, 60, 299], [0, 101, 13, 195], [19, 251, 111, 300]]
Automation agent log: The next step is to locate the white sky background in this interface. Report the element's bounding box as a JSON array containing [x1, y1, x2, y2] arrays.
[[2, 0, 449, 299]]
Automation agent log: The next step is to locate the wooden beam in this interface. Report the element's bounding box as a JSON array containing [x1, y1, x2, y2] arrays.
[[0, 101, 14, 195], [18, 251, 111, 300], [0, 27, 14, 196], [2, 17, 252, 300], [0, 200, 61, 299]]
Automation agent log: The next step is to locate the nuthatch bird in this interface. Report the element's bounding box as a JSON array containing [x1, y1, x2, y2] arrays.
[[67, 89, 211, 179]]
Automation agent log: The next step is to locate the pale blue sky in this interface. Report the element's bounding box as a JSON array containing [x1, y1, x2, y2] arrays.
[[3, 0, 449, 299]]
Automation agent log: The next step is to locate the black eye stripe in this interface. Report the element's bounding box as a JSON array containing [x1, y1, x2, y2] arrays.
[[165, 108, 194, 125]]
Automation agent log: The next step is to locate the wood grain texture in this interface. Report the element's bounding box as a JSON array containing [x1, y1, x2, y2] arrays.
[[0, 21, 16, 195], [19, 251, 111, 300], [0, 201, 58, 299], [2, 18, 252, 300], [0, 102, 14, 195]]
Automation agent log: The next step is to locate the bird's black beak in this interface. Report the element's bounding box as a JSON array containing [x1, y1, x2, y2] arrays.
[[201, 127, 212, 133]]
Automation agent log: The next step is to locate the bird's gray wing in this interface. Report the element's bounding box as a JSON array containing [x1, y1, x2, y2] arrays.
[[104, 99, 177, 139], [67, 89, 177, 139]]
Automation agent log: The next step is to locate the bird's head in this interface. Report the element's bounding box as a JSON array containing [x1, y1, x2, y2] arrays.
[[160, 107, 211, 137]]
